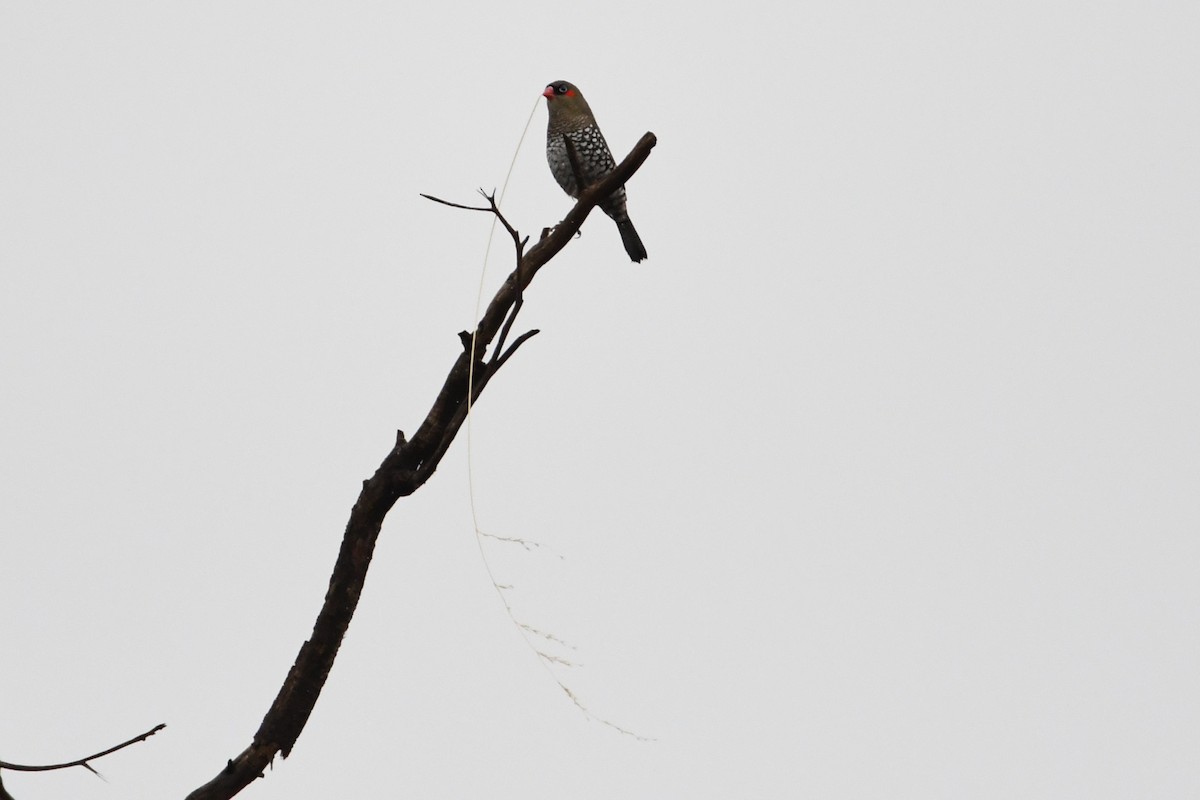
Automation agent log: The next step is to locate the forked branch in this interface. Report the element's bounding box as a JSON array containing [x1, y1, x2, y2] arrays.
[[183, 131, 656, 800]]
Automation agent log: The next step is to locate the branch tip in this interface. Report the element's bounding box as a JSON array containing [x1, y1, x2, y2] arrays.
[[0, 723, 166, 774]]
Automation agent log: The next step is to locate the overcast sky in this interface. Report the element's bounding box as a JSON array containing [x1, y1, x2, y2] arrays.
[[2, 2, 1197, 798]]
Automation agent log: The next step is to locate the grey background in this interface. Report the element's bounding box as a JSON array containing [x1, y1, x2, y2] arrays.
[[2, 2, 1196, 798]]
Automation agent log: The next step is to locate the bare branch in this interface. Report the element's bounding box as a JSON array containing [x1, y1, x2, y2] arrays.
[[0, 723, 166, 774], [476, 189, 524, 254], [494, 329, 540, 371], [184, 132, 656, 800], [421, 190, 524, 260], [419, 193, 491, 212], [492, 289, 524, 364]]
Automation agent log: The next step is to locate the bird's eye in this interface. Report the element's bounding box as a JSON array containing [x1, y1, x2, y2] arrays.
[[556, 85, 568, 94]]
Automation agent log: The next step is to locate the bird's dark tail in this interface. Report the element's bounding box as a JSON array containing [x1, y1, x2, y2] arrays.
[[617, 219, 647, 263]]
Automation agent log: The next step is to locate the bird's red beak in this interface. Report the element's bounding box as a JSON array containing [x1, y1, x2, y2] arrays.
[[542, 86, 555, 99]]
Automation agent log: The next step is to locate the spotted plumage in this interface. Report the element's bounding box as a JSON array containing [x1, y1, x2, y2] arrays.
[[543, 80, 647, 263]]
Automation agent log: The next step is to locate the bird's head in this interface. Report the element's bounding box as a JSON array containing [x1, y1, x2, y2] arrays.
[[543, 80, 581, 102], [543, 80, 595, 130]]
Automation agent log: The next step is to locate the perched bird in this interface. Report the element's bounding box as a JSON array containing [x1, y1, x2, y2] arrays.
[[543, 80, 647, 263]]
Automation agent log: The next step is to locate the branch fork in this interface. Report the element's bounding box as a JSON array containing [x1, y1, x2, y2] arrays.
[[183, 132, 657, 800]]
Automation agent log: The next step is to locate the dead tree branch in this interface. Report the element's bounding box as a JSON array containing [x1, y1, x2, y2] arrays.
[[0, 723, 166, 790], [184, 131, 656, 800]]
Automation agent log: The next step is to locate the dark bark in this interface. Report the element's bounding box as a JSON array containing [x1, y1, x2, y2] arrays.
[[183, 132, 656, 800], [0, 724, 167, 797]]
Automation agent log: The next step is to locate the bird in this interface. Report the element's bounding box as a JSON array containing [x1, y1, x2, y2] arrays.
[[542, 80, 647, 263]]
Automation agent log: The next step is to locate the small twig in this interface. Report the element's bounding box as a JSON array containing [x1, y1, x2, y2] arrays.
[[493, 329, 540, 372], [429, 188, 532, 367], [492, 290, 524, 366], [476, 189, 524, 255], [0, 723, 166, 773], [427, 188, 530, 314], [418, 193, 491, 212], [420, 191, 524, 260]]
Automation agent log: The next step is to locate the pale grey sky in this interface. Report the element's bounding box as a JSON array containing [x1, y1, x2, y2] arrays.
[[2, 2, 1197, 798]]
